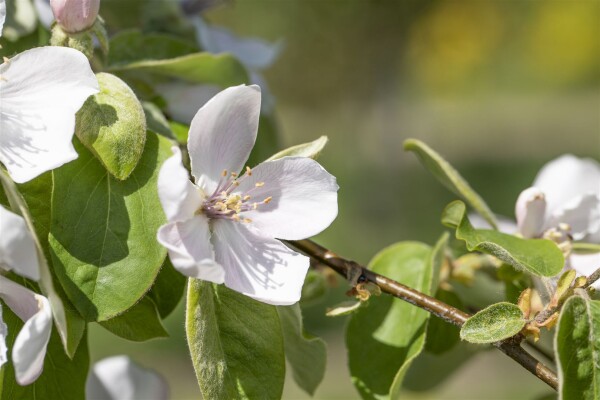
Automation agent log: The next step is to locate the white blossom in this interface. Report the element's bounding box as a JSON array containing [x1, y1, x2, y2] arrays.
[[0, 46, 98, 183], [156, 85, 338, 305], [0, 206, 52, 385], [0, 0, 6, 36], [86, 356, 169, 400]]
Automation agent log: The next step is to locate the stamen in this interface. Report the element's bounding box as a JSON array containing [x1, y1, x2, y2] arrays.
[[3, 57, 10, 64], [255, 182, 265, 187], [263, 196, 272, 204], [253, 203, 258, 210], [243, 195, 251, 201], [221, 169, 228, 177], [246, 166, 253, 176]]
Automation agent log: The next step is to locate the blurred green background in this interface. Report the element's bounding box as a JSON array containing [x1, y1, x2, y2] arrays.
[[90, 0, 599, 398]]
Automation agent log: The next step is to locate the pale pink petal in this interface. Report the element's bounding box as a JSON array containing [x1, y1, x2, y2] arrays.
[[545, 194, 600, 241], [0, 47, 99, 183], [156, 216, 224, 283], [187, 85, 261, 193], [211, 220, 309, 305], [192, 16, 283, 70], [86, 355, 169, 400], [570, 252, 600, 290], [158, 146, 203, 222], [533, 154, 600, 217], [0, 305, 7, 369], [515, 187, 547, 238], [233, 157, 338, 240], [0, 276, 52, 385], [156, 82, 220, 124], [0, 0, 5, 37], [0, 205, 40, 280]]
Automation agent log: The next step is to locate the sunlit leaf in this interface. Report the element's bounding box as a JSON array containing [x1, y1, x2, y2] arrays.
[[266, 136, 329, 161], [49, 132, 170, 321], [443, 200, 564, 277], [555, 295, 600, 400], [404, 138, 498, 229], [186, 279, 285, 399], [460, 302, 525, 344]]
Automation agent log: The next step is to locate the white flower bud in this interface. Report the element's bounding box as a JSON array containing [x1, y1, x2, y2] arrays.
[[50, 0, 100, 33], [515, 187, 547, 238]]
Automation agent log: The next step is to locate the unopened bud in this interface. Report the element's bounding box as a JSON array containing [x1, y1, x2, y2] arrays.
[[50, 0, 100, 33]]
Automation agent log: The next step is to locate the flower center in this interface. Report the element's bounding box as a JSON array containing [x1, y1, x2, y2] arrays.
[[200, 167, 271, 223]]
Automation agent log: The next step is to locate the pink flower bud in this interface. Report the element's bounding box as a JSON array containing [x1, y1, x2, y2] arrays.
[[50, 0, 100, 33]]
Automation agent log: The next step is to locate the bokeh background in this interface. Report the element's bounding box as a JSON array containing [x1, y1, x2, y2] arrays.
[[90, 1, 600, 398]]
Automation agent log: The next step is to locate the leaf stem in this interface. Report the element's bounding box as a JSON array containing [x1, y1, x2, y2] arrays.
[[287, 238, 559, 391]]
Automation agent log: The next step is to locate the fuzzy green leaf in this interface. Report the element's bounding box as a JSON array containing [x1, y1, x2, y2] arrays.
[[425, 288, 462, 354], [148, 258, 187, 319], [555, 295, 600, 400], [347, 241, 435, 400], [49, 132, 169, 321], [460, 302, 525, 344], [443, 200, 564, 277], [76, 73, 147, 180], [99, 296, 168, 342], [266, 136, 329, 161], [278, 304, 327, 396], [186, 279, 285, 400], [404, 138, 498, 229]]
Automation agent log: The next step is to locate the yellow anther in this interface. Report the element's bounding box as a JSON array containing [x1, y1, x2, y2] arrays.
[[252, 203, 258, 210], [263, 196, 272, 204], [2, 57, 9, 64], [558, 223, 571, 232], [243, 218, 253, 223], [243, 195, 251, 201], [255, 182, 265, 187], [233, 181, 240, 186], [246, 166, 253, 176], [221, 169, 228, 177], [231, 172, 238, 178], [231, 214, 241, 221]]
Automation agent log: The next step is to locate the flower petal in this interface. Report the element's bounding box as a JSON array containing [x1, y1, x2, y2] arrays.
[[188, 85, 261, 193], [515, 187, 547, 238], [156, 82, 220, 124], [211, 220, 310, 305], [235, 157, 339, 240], [0, 276, 52, 385], [156, 216, 224, 283], [533, 154, 600, 217], [158, 146, 203, 222], [192, 16, 283, 71], [569, 252, 600, 290], [0, 0, 5, 37], [0, 304, 7, 370], [86, 355, 169, 400], [0, 205, 40, 280], [0, 46, 99, 183], [545, 194, 600, 241]]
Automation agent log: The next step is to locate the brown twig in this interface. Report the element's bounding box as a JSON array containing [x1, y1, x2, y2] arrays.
[[287, 239, 559, 391], [584, 266, 600, 289]]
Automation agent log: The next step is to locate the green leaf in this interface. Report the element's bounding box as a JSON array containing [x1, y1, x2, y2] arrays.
[[108, 52, 249, 88], [169, 121, 189, 144], [76, 72, 147, 180], [108, 30, 198, 67], [443, 200, 564, 277], [99, 296, 168, 342], [17, 173, 86, 358], [460, 302, 525, 344], [425, 288, 462, 355], [555, 295, 600, 400], [278, 304, 327, 396], [346, 242, 434, 400], [49, 132, 169, 321], [142, 101, 177, 141], [1, 0, 37, 41], [266, 136, 329, 162], [572, 242, 600, 254], [148, 258, 187, 319], [186, 279, 285, 400], [0, 305, 89, 400], [404, 138, 498, 229], [300, 270, 328, 306], [0, 170, 76, 359]]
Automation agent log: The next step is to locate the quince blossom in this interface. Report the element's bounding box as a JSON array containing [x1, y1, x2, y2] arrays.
[[0, 46, 98, 183], [86, 356, 169, 400], [0, 205, 53, 385], [156, 85, 338, 305], [0, 0, 5, 36]]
